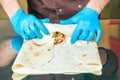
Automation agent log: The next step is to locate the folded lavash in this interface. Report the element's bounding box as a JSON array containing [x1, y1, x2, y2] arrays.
[[12, 23, 102, 79]]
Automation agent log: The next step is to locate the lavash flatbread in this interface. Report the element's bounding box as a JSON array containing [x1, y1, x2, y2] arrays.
[[12, 23, 102, 79]]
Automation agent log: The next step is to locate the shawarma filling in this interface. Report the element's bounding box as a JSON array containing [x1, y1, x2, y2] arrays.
[[52, 32, 66, 44]]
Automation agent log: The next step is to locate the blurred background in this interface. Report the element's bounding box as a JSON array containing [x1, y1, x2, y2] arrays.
[[0, 0, 120, 79]]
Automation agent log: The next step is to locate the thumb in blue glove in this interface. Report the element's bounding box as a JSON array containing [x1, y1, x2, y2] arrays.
[[60, 7, 102, 44], [10, 9, 50, 40]]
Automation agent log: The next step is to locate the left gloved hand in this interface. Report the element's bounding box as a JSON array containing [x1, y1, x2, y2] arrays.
[[60, 7, 102, 44], [10, 9, 50, 40]]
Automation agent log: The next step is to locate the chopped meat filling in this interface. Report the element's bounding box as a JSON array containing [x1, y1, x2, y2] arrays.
[[52, 32, 66, 44]]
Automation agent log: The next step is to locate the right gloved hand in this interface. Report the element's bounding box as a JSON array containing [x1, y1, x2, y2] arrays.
[[10, 9, 50, 40], [60, 7, 102, 44]]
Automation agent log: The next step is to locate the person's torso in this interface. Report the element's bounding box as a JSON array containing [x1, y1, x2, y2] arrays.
[[27, 0, 90, 22]]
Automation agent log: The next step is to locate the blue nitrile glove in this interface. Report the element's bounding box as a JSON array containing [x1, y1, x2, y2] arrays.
[[11, 36, 23, 52], [60, 7, 102, 44], [10, 9, 50, 40]]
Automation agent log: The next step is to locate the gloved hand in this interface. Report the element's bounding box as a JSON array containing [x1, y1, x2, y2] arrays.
[[10, 9, 50, 40], [60, 7, 102, 44]]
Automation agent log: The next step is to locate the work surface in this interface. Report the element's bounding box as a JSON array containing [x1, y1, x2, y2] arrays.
[[0, 19, 120, 80]]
